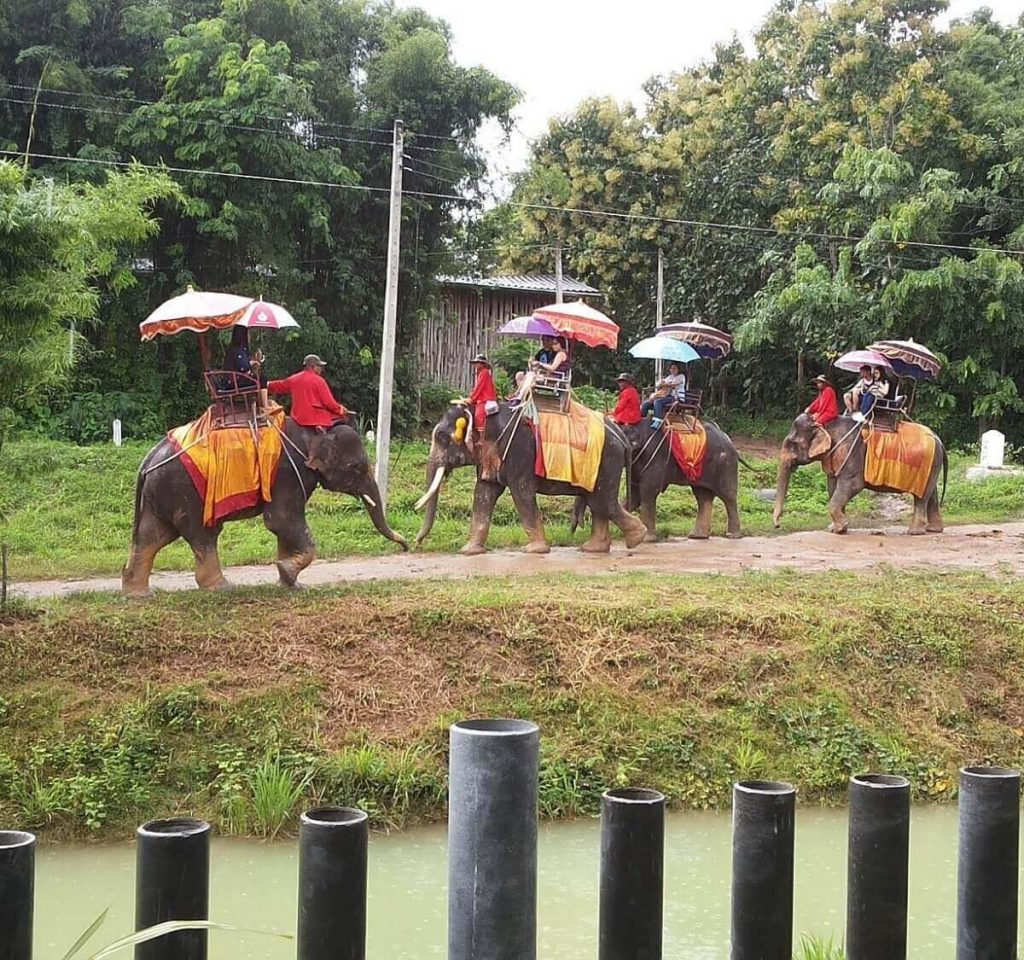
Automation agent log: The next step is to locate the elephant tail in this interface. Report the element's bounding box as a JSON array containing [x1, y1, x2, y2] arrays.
[[737, 454, 759, 472], [130, 461, 146, 543], [940, 446, 949, 507]]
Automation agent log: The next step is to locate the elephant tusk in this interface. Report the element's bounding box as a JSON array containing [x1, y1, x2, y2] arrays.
[[415, 467, 445, 511], [361, 493, 377, 509]]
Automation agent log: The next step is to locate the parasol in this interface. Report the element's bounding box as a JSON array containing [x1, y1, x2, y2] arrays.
[[532, 300, 619, 349], [656, 320, 733, 359], [629, 337, 701, 364], [833, 349, 895, 374], [867, 339, 941, 380], [140, 287, 254, 341], [497, 315, 559, 338], [235, 298, 299, 330]]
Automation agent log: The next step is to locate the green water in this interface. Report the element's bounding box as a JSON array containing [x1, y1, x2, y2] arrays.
[[34, 805, 991, 958]]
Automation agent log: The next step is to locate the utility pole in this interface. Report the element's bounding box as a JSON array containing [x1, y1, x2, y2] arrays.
[[555, 239, 564, 303], [655, 247, 665, 381], [374, 119, 403, 512]]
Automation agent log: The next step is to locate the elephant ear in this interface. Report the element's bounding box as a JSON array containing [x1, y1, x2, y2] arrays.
[[808, 427, 832, 461]]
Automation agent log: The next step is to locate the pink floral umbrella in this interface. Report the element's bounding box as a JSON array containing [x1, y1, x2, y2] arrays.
[[234, 298, 299, 330]]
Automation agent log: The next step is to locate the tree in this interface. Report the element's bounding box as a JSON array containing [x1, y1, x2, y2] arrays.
[[0, 161, 178, 453]]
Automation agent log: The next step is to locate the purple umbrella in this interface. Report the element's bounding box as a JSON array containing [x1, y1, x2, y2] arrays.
[[497, 315, 559, 338], [833, 349, 895, 374]]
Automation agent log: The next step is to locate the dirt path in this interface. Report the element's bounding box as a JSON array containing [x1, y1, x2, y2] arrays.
[[13, 521, 1024, 599]]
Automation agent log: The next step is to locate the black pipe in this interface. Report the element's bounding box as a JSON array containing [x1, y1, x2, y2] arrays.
[[448, 718, 539, 960], [0, 831, 35, 960], [297, 806, 368, 960], [730, 780, 796, 960], [846, 773, 910, 960], [135, 818, 211, 960], [599, 788, 665, 960], [957, 765, 1021, 960]]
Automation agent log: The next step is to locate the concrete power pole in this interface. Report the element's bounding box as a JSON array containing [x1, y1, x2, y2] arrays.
[[655, 247, 665, 382], [555, 239, 564, 303], [374, 119, 404, 511]]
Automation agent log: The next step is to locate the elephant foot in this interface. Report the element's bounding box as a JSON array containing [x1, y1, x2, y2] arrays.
[[276, 560, 299, 588], [122, 584, 153, 600], [926, 524, 944, 533], [827, 522, 849, 535], [460, 541, 488, 556], [688, 531, 710, 541], [580, 538, 612, 554], [523, 540, 551, 555], [623, 525, 647, 550], [726, 531, 743, 540], [207, 577, 234, 592], [907, 526, 927, 536], [643, 530, 659, 543]]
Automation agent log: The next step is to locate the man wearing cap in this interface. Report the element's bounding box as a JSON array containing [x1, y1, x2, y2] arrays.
[[612, 372, 643, 426], [467, 354, 498, 433], [267, 354, 347, 428], [805, 374, 839, 426]]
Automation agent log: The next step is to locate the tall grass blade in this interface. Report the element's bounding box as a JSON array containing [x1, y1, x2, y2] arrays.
[[83, 920, 292, 960], [60, 906, 110, 960]]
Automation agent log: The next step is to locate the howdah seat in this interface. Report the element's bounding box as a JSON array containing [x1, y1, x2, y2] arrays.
[[664, 388, 703, 433], [531, 369, 572, 414], [204, 370, 263, 429]]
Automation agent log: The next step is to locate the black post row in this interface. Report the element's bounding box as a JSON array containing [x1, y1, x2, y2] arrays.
[[0, 830, 35, 960]]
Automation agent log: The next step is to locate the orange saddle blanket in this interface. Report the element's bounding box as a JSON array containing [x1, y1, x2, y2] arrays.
[[531, 400, 607, 492], [667, 421, 708, 483], [169, 405, 285, 526], [863, 421, 937, 499]]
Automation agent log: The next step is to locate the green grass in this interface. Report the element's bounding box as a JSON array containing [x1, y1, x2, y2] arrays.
[[2, 569, 1024, 840], [1, 431, 1021, 580]]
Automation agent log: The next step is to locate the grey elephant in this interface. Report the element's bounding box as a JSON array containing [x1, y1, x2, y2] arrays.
[[773, 413, 947, 534], [122, 419, 408, 596], [618, 420, 745, 539], [414, 402, 647, 554]]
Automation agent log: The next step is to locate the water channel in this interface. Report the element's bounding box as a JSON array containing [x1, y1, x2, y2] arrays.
[[33, 805, 1013, 959]]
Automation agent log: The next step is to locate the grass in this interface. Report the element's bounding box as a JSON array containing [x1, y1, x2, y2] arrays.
[[0, 431, 1021, 580], [2, 568, 1024, 840]]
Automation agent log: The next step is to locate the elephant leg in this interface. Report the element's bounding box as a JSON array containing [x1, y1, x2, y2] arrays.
[[723, 494, 742, 539], [639, 496, 659, 542], [190, 531, 231, 591], [827, 490, 850, 534], [581, 507, 612, 553], [461, 480, 502, 556], [689, 488, 714, 539], [908, 496, 929, 534], [122, 512, 179, 598], [926, 490, 944, 533], [611, 501, 647, 549], [507, 483, 549, 554], [275, 528, 316, 588]]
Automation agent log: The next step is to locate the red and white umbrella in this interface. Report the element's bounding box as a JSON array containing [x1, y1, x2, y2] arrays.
[[833, 349, 895, 374], [140, 287, 253, 341], [532, 300, 619, 350], [235, 298, 299, 330]]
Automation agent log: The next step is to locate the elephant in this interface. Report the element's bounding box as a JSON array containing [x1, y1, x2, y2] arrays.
[[414, 401, 648, 554], [619, 420, 745, 540], [122, 417, 408, 596], [773, 413, 947, 534]]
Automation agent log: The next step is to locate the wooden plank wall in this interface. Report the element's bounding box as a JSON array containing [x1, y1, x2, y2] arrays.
[[414, 289, 550, 389]]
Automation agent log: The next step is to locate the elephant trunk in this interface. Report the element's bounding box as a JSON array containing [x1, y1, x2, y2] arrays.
[[773, 453, 796, 528], [361, 479, 409, 551], [415, 460, 445, 546]]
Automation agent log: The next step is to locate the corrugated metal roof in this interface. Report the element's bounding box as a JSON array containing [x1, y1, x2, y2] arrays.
[[438, 274, 601, 297]]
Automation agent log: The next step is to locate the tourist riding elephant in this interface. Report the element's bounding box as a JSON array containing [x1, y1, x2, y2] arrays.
[[414, 402, 647, 554], [773, 413, 947, 534], [620, 420, 744, 540], [122, 418, 408, 597]]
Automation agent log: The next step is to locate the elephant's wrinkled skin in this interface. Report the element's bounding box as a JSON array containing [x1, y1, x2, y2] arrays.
[[122, 418, 408, 596], [415, 402, 647, 555], [620, 420, 743, 540], [773, 413, 947, 534]]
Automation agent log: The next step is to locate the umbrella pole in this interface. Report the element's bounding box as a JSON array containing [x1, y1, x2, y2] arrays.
[[198, 331, 212, 371]]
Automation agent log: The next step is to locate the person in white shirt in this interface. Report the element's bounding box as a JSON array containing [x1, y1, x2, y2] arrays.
[[641, 362, 687, 418]]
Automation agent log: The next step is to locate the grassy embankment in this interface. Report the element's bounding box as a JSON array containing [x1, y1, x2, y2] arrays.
[[2, 569, 1023, 841], [1, 433, 1022, 579]]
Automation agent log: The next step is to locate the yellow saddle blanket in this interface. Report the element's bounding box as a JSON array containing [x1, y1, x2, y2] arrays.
[[169, 405, 285, 526], [532, 400, 606, 492], [863, 421, 937, 499]]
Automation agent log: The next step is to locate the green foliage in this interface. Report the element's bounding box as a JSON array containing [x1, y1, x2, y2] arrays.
[[0, 161, 177, 453], [796, 934, 845, 960], [500, 1, 1024, 441]]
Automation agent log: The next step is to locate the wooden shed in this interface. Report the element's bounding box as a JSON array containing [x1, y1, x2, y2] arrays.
[[414, 274, 602, 389]]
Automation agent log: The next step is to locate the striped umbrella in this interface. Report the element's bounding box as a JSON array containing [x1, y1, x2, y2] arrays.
[[532, 300, 619, 349], [867, 339, 942, 381], [656, 320, 733, 359]]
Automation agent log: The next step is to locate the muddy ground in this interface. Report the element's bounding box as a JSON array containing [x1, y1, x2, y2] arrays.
[[14, 520, 1024, 599]]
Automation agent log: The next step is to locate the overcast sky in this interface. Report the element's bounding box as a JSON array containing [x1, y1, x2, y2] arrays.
[[403, 0, 1023, 186]]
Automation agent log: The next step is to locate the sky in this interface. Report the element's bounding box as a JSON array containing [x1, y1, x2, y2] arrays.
[[402, 0, 1024, 187]]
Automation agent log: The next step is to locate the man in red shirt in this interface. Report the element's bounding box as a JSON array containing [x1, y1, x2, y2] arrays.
[[805, 374, 839, 425], [612, 373, 643, 425], [467, 354, 498, 431], [268, 354, 347, 428]]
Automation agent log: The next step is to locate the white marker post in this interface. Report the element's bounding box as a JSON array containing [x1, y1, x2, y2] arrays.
[[112, 418, 123, 447]]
